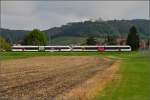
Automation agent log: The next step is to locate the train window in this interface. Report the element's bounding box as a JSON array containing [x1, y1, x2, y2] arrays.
[[73, 47, 97, 50], [73, 47, 85, 49], [54, 47, 69, 49], [85, 47, 97, 50], [24, 47, 38, 50], [104, 47, 130, 49], [104, 47, 117, 49], [45, 47, 69, 50], [120, 47, 130, 49], [45, 47, 51, 49], [12, 47, 38, 50]]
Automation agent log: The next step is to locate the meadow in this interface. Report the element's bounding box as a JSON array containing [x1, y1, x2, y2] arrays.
[[94, 51, 150, 100], [0, 51, 149, 100]]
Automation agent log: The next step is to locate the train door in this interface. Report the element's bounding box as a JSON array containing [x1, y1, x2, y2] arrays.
[[98, 47, 104, 52], [39, 46, 45, 51]]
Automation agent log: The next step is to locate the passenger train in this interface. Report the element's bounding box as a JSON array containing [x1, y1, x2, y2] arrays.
[[11, 45, 131, 52]]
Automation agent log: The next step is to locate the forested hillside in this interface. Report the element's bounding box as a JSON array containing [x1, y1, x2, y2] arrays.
[[0, 19, 149, 45], [0, 29, 29, 44]]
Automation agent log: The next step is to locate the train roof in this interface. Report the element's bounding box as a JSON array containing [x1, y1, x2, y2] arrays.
[[12, 45, 131, 47]]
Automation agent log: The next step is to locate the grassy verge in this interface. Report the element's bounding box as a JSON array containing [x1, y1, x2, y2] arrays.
[[94, 51, 150, 100], [0, 51, 138, 60], [0, 51, 100, 60]]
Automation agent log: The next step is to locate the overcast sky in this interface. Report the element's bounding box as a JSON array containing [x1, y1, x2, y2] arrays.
[[1, 1, 149, 30]]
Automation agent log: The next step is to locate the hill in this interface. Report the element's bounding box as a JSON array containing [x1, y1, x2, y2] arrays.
[[0, 28, 29, 44], [0, 19, 149, 45], [44, 19, 149, 38]]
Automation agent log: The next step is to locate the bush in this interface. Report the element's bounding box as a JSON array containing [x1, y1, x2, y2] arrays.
[[0, 36, 11, 51]]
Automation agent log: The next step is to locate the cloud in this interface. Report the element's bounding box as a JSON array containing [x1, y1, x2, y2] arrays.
[[1, 1, 149, 30]]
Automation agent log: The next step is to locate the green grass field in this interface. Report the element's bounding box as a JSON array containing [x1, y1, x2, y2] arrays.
[[0, 51, 143, 60], [0, 51, 101, 60], [94, 51, 150, 100], [0, 51, 149, 100]]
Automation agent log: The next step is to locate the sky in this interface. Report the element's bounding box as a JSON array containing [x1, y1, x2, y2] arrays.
[[1, 1, 149, 30]]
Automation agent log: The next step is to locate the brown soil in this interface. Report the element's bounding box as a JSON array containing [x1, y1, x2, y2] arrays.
[[56, 60, 121, 100], [0, 56, 115, 100]]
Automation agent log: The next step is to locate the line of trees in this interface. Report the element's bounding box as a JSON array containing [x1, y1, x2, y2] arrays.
[[22, 26, 142, 51], [0, 26, 147, 51], [86, 26, 141, 51], [0, 29, 48, 51]]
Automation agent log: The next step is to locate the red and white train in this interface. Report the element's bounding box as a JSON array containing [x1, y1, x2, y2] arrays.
[[11, 45, 131, 52]]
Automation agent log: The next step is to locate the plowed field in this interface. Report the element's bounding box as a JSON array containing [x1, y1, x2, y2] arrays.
[[0, 56, 114, 100]]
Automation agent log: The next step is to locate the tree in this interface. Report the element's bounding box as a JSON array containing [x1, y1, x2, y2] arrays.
[[106, 35, 117, 45], [0, 36, 11, 51], [126, 26, 140, 51], [146, 39, 150, 49], [86, 36, 97, 45], [24, 29, 47, 45]]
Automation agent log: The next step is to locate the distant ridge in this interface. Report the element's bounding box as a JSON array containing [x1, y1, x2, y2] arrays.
[[0, 19, 149, 44]]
